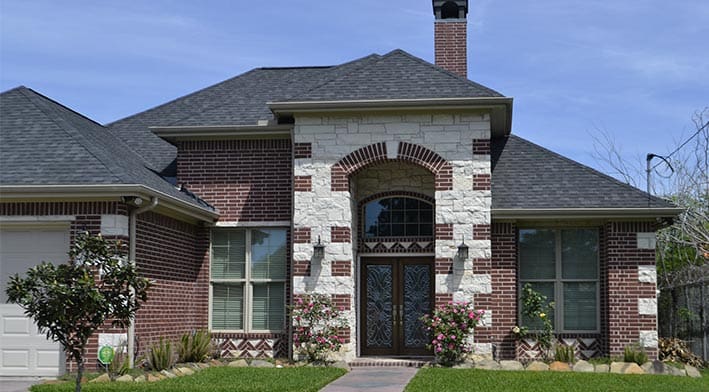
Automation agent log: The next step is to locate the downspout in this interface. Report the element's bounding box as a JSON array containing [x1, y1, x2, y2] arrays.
[[128, 196, 158, 368]]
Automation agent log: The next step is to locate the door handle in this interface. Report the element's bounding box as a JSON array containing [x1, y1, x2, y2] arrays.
[[392, 304, 398, 327]]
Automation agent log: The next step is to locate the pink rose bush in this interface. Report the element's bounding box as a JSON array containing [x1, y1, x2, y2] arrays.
[[291, 294, 349, 363], [421, 301, 484, 365]]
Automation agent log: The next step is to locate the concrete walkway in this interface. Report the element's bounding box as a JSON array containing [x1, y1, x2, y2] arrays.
[[320, 367, 419, 392], [1, 378, 41, 392]]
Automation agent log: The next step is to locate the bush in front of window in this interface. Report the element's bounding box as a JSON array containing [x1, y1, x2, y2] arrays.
[[421, 301, 484, 366], [178, 330, 213, 363], [291, 294, 350, 363], [520, 283, 556, 360], [623, 343, 649, 366]]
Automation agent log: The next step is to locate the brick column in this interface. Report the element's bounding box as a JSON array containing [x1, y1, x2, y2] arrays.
[[605, 221, 658, 359]]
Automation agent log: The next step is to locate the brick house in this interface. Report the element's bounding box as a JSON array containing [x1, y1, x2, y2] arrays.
[[0, 0, 680, 376]]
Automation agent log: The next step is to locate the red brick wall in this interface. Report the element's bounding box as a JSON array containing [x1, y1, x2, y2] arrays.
[[133, 211, 209, 358], [604, 221, 658, 359], [176, 139, 292, 221], [475, 221, 518, 359], [434, 21, 467, 78]]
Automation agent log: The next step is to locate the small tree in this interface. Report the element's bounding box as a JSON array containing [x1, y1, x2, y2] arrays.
[[6, 232, 150, 392]]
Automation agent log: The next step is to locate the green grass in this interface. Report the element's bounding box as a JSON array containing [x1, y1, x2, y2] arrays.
[[405, 368, 709, 392], [31, 367, 346, 392]]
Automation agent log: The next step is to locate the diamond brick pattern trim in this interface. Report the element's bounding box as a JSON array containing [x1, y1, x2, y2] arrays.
[[473, 224, 491, 240], [516, 336, 602, 362], [331, 226, 351, 243], [293, 227, 311, 243], [360, 240, 434, 253], [213, 334, 287, 358], [294, 142, 312, 159], [294, 175, 312, 192], [473, 173, 491, 191], [331, 260, 352, 276], [473, 139, 491, 155]]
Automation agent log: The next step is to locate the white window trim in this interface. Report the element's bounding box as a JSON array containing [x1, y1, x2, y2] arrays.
[[518, 227, 601, 334], [208, 227, 287, 333]]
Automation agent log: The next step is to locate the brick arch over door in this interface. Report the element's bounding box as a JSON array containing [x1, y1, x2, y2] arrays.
[[330, 142, 453, 191]]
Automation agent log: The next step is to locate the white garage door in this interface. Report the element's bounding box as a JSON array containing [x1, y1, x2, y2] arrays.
[[0, 227, 68, 377]]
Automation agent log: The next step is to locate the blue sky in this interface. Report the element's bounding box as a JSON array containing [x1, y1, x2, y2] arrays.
[[1, 0, 707, 183]]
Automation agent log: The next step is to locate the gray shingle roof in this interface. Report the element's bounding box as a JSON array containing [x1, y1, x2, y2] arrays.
[[491, 135, 675, 209], [282, 49, 503, 102], [0, 86, 214, 212], [107, 50, 502, 172]]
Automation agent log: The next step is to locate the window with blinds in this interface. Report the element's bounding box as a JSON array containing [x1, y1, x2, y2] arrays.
[[519, 228, 599, 332], [210, 228, 287, 332]]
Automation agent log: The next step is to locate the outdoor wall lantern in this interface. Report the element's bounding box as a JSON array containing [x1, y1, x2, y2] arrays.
[[457, 236, 469, 260], [313, 236, 325, 259]]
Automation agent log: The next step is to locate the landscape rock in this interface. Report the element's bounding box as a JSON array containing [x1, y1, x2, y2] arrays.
[[549, 361, 571, 372], [134, 375, 146, 383], [572, 360, 594, 373], [160, 370, 177, 378], [475, 359, 501, 370], [115, 375, 134, 382], [228, 359, 248, 367], [178, 367, 194, 375], [452, 362, 474, 369], [684, 365, 701, 378], [210, 359, 224, 367], [594, 364, 609, 373], [172, 368, 184, 376], [147, 374, 162, 382], [499, 360, 524, 371], [668, 365, 687, 376], [610, 362, 644, 374], [250, 359, 275, 367], [89, 374, 110, 383], [525, 361, 549, 371], [641, 360, 669, 375]]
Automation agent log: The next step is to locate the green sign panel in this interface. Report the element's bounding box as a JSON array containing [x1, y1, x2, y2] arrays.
[[98, 345, 115, 365]]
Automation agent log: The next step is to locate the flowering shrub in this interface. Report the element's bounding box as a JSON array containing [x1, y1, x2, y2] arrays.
[[519, 283, 555, 360], [421, 301, 484, 365], [291, 294, 349, 363]]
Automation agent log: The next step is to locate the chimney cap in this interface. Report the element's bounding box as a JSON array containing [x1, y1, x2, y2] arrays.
[[433, 0, 468, 20]]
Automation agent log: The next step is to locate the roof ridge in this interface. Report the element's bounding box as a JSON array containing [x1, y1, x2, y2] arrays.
[[385, 49, 504, 97], [16, 88, 126, 183], [107, 68, 262, 127], [508, 134, 672, 206], [277, 53, 384, 102]]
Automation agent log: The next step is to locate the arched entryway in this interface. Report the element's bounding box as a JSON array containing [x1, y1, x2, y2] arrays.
[[331, 141, 449, 357]]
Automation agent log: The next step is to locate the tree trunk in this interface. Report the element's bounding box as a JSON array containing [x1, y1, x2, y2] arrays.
[[75, 350, 84, 392]]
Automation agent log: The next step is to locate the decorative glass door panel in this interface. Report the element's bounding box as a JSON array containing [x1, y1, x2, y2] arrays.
[[402, 264, 431, 350], [365, 265, 394, 349], [361, 258, 433, 356]]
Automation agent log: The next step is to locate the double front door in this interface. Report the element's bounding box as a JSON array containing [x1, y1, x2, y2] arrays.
[[360, 258, 433, 356]]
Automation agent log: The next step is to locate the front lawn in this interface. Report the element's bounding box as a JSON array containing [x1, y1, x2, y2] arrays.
[[31, 367, 346, 392], [405, 368, 708, 392]]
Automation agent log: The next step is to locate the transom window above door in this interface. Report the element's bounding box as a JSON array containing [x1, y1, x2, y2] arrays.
[[363, 196, 434, 238]]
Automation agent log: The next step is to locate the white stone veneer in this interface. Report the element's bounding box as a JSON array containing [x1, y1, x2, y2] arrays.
[[293, 112, 492, 359]]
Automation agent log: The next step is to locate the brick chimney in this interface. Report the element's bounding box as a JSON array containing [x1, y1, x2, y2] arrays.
[[433, 1, 468, 78]]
